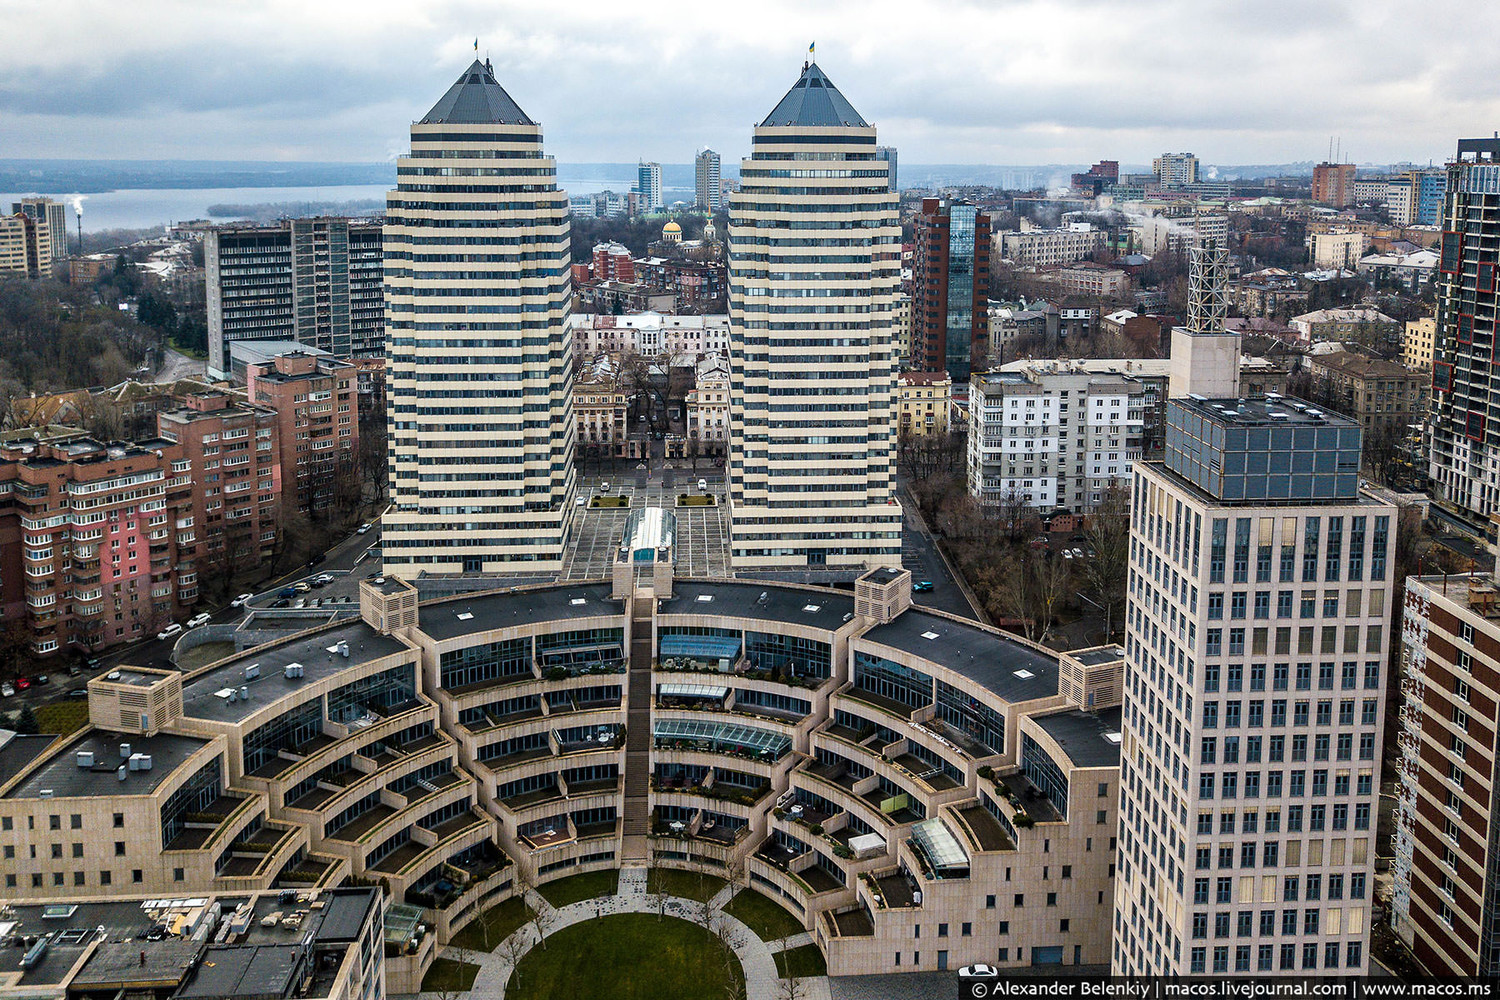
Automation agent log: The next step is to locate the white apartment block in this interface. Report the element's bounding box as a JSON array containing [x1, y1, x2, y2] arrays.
[[967, 363, 1145, 513], [1113, 397, 1393, 976], [996, 223, 1105, 267], [383, 60, 576, 576], [569, 311, 730, 359], [727, 62, 903, 572], [1309, 230, 1367, 270], [1133, 214, 1229, 256]]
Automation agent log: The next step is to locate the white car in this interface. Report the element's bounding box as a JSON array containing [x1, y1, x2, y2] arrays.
[[575, 495, 587, 506], [357, 523, 373, 534], [157, 624, 183, 641], [186, 613, 212, 628], [600, 482, 610, 493], [0, 683, 13, 698], [313, 573, 334, 585], [231, 593, 254, 608], [697, 479, 708, 492]]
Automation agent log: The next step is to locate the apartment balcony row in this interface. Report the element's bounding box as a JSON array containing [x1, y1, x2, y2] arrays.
[[214, 821, 304, 885], [163, 791, 261, 853]]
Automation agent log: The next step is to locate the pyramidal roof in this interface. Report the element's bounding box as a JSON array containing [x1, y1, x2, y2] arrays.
[[759, 62, 868, 129], [421, 59, 536, 126]]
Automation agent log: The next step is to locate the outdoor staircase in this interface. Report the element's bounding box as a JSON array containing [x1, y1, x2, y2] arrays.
[[621, 600, 655, 861]]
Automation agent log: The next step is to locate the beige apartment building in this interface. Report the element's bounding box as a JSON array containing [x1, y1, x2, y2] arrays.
[[1405, 317, 1435, 369], [896, 371, 953, 438], [383, 60, 576, 577], [0, 211, 51, 278], [1305, 351, 1428, 432], [573, 355, 629, 457], [727, 61, 903, 573], [686, 354, 730, 456]]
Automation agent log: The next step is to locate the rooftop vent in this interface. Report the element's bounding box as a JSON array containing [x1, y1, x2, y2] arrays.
[[697, 594, 714, 603], [570, 598, 587, 606], [1104, 732, 1123, 744], [119, 743, 131, 758], [456, 612, 474, 621], [338, 641, 349, 658], [76, 751, 95, 768], [116, 766, 127, 782], [239, 686, 250, 701], [243, 664, 260, 681], [41, 787, 54, 797], [756, 592, 768, 606], [920, 631, 941, 640], [802, 605, 821, 613], [1013, 669, 1035, 679], [284, 663, 305, 679]]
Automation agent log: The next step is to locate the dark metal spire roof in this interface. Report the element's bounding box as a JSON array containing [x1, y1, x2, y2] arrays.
[[759, 62, 868, 128], [421, 59, 536, 126]]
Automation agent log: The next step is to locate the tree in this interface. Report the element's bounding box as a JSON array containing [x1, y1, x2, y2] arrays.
[[1080, 482, 1131, 640], [994, 488, 1035, 543], [499, 934, 529, 997], [986, 546, 1071, 643], [13, 704, 40, 735]]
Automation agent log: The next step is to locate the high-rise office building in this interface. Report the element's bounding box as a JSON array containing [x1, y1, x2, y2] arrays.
[[637, 160, 663, 212], [876, 146, 898, 193], [383, 59, 576, 577], [1153, 152, 1200, 189], [1393, 566, 1500, 976], [727, 60, 902, 573], [1429, 138, 1500, 536], [1113, 396, 1393, 976], [1411, 168, 1447, 227], [12, 197, 67, 261], [1311, 163, 1357, 208], [695, 148, 721, 212], [912, 198, 991, 381], [204, 218, 383, 378]]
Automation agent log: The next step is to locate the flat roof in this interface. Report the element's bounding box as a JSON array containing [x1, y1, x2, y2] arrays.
[[315, 888, 379, 943], [0, 731, 57, 788], [179, 619, 410, 724], [1033, 707, 1124, 769], [4, 730, 211, 800], [72, 939, 203, 992], [103, 668, 164, 687], [176, 944, 301, 999], [860, 610, 1059, 704], [665, 580, 856, 632], [1171, 395, 1359, 429], [1071, 646, 1124, 667], [419, 582, 620, 642], [5, 899, 156, 987]]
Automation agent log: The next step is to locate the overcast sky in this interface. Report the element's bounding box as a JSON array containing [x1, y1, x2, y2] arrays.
[[2, 0, 1497, 167]]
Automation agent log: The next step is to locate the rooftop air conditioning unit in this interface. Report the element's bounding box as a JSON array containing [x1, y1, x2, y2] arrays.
[[119, 743, 131, 758], [75, 751, 94, 768]]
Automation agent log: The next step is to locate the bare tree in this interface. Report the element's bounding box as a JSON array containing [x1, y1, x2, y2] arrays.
[[715, 919, 748, 1000], [778, 974, 808, 1000], [986, 546, 1071, 642], [995, 487, 1035, 543], [498, 933, 530, 997], [1081, 481, 1131, 640]]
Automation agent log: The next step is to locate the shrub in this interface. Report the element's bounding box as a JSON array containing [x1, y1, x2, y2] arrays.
[[977, 765, 994, 779]]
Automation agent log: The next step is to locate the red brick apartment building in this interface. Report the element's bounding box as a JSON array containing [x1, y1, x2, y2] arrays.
[[246, 352, 359, 515], [0, 435, 198, 657]]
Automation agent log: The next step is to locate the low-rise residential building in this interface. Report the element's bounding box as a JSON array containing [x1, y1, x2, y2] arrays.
[[245, 351, 359, 515], [968, 362, 1146, 513], [685, 354, 730, 457], [896, 371, 952, 438], [1039, 262, 1128, 298], [569, 312, 731, 359], [996, 223, 1105, 267], [1309, 230, 1368, 269], [573, 355, 629, 458], [1232, 267, 1309, 318], [1305, 351, 1428, 432], [1405, 317, 1435, 369], [1357, 248, 1439, 291], [1289, 307, 1400, 349], [986, 301, 1049, 364], [1130, 213, 1228, 255]]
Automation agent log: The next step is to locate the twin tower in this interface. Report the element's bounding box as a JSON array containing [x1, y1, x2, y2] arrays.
[[382, 59, 903, 581]]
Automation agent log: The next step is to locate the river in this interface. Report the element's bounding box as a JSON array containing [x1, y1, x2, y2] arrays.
[[2, 173, 688, 233]]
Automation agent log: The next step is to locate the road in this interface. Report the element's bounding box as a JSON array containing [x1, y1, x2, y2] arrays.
[[897, 484, 983, 622], [154, 345, 207, 383]]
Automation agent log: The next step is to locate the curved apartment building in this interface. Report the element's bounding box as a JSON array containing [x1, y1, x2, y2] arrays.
[[0, 563, 1123, 984]]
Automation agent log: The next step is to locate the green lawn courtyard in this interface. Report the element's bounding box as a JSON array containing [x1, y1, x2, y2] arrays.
[[507, 914, 743, 1000]]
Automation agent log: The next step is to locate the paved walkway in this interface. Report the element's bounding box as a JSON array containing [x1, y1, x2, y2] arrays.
[[415, 867, 830, 1000]]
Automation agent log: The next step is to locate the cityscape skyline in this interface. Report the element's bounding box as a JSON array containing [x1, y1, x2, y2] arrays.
[[3, 1, 1499, 166]]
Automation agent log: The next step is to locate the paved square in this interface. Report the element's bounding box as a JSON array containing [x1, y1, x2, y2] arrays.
[[561, 467, 728, 580]]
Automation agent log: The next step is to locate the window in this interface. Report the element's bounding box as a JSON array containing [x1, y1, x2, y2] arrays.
[[132, 869, 143, 883], [113, 813, 124, 828], [173, 867, 184, 882]]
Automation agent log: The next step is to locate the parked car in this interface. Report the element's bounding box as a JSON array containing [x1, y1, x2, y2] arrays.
[[186, 613, 212, 628], [313, 574, 334, 585], [157, 624, 183, 641], [14, 677, 28, 691], [697, 479, 708, 492], [913, 580, 935, 592], [292, 582, 311, 593], [35, 675, 49, 686], [357, 523, 373, 534], [600, 482, 610, 493], [277, 587, 297, 599], [68, 688, 88, 699], [1, 683, 13, 698], [575, 495, 587, 506], [231, 593, 254, 608], [271, 598, 292, 609]]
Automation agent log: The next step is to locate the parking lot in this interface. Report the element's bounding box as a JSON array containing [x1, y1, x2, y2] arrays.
[[561, 466, 729, 579]]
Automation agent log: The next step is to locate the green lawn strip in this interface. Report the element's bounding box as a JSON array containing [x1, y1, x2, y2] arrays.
[[34, 702, 89, 737], [508, 914, 741, 1000], [774, 943, 827, 978], [536, 869, 621, 909], [448, 895, 535, 952], [421, 957, 480, 992], [646, 868, 728, 902], [722, 888, 805, 943]]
